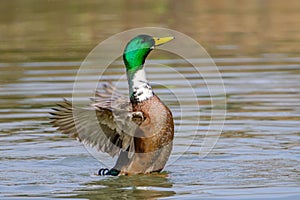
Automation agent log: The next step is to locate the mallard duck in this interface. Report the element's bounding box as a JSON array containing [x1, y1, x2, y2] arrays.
[[50, 35, 174, 176]]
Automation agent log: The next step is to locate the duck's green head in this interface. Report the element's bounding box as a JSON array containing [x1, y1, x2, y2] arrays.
[[123, 34, 174, 72]]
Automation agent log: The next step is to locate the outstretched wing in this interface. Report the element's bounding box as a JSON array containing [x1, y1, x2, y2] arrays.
[[49, 83, 144, 157]]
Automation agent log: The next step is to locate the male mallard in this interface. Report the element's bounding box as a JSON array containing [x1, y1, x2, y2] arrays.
[[50, 35, 174, 176]]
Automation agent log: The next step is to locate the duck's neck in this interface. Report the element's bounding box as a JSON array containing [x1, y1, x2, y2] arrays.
[[127, 68, 154, 103]]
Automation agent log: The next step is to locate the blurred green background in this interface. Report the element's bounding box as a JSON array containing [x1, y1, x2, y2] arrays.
[[1, 0, 300, 62]]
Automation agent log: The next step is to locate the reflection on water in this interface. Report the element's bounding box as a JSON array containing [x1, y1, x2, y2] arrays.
[[76, 174, 175, 199], [1, 0, 300, 199]]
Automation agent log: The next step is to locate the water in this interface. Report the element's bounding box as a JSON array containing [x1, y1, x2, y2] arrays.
[[1, 1, 300, 199]]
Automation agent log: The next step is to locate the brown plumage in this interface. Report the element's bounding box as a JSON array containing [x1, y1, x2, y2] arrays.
[[50, 83, 174, 175]]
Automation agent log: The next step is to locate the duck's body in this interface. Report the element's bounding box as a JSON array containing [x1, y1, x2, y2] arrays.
[[114, 94, 173, 175], [50, 35, 174, 175]]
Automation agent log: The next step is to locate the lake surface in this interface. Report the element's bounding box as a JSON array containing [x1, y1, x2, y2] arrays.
[[1, 1, 300, 199]]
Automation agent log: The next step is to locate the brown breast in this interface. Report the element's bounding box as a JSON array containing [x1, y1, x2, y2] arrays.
[[132, 95, 174, 153]]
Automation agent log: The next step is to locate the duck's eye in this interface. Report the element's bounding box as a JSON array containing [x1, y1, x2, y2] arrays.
[[141, 38, 146, 43]]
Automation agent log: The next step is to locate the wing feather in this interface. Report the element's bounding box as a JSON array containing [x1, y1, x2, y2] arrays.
[[50, 83, 143, 157]]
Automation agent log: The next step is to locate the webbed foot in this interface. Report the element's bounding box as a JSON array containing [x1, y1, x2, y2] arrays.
[[98, 168, 120, 176], [98, 168, 109, 176]]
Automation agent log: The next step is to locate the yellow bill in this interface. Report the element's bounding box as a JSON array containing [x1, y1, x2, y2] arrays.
[[153, 36, 174, 46]]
